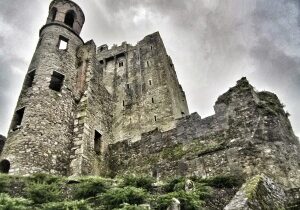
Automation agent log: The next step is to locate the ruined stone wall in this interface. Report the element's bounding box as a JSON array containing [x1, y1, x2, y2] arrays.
[[69, 41, 114, 176], [105, 78, 300, 188], [0, 135, 5, 154], [97, 32, 189, 142]]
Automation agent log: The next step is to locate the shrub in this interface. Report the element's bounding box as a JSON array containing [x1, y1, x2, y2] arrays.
[[203, 175, 243, 188], [115, 204, 149, 210], [73, 177, 108, 199], [0, 174, 10, 193], [122, 175, 155, 191], [152, 190, 203, 210], [29, 173, 62, 185], [100, 186, 149, 209], [0, 193, 32, 210], [163, 177, 185, 193], [25, 182, 61, 204], [42, 200, 92, 210]]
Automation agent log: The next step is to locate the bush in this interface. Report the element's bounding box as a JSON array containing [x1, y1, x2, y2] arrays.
[[122, 175, 155, 191], [73, 177, 108, 199], [100, 186, 149, 209], [115, 204, 149, 210], [0, 174, 10, 193], [202, 175, 243, 188], [29, 173, 62, 185], [152, 190, 203, 210], [0, 193, 32, 210], [163, 177, 185, 193], [25, 182, 61, 204], [42, 200, 92, 210]]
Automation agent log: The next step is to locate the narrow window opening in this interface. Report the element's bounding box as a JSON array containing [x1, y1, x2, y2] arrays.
[[50, 7, 57, 22], [49, 71, 64, 92], [147, 61, 150, 67], [149, 80, 152, 85], [94, 131, 102, 155], [126, 84, 130, 89], [152, 98, 154, 103], [119, 62, 124, 67], [64, 10, 75, 28], [12, 107, 25, 131], [150, 46, 153, 50], [59, 36, 68, 50], [123, 100, 125, 106], [26, 70, 36, 88], [154, 116, 157, 122], [0, 160, 10, 174]]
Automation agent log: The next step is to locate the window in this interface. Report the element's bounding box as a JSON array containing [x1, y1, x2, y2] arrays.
[[25, 70, 36, 88], [49, 71, 64, 92], [50, 7, 57, 22], [119, 62, 124, 67], [149, 80, 152, 86], [58, 36, 68, 50], [99, 60, 104, 65], [152, 98, 154, 103], [181, 111, 185, 115], [147, 61, 150, 67], [64, 10, 75, 28], [12, 107, 25, 131], [94, 131, 102, 155], [150, 46, 153, 50], [154, 116, 157, 122], [0, 160, 10, 174], [123, 100, 125, 106], [126, 84, 130, 89]]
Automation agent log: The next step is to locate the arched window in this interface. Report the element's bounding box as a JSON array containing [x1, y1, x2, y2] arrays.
[[64, 10, 76, 28], [50, 7, 57, 22], [0, 159, 10, 174]]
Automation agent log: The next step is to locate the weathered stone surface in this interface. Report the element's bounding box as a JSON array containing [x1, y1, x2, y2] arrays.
[[0, 135, 5, 154], [167, 198, 181, 210], [224, 174, 286, 210], [105, 78, 300, 188]]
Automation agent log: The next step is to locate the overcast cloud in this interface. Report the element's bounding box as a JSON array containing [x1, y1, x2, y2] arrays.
[[0, 0, 300, 137]]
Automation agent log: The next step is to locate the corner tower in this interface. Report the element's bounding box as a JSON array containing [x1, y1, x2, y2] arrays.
[[0, 0, 85, 175]]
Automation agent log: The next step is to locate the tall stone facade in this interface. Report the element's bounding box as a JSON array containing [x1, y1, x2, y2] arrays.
[[0, 0, 299, 190]]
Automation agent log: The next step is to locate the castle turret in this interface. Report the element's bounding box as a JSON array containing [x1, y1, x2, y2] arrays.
[[0, 0, 86, 175]]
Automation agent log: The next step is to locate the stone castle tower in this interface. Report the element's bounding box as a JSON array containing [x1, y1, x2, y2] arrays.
[[0, 0, 188, 176]]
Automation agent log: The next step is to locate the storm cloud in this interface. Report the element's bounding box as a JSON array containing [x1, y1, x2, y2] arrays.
[[0, 0, 300, 137]]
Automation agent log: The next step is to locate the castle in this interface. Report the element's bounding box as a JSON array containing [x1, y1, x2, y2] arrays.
[[0, 0, 299, 189]]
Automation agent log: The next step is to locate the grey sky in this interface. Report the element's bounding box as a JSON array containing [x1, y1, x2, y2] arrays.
[[0, 0, 300, 137]]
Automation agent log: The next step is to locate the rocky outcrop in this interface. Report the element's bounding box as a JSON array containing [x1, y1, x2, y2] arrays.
[[224, 174, 286, 210], [0, 134, 6, 154]]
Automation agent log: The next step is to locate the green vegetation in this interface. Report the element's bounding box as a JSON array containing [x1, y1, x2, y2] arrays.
[[0, 173, 241, 209]]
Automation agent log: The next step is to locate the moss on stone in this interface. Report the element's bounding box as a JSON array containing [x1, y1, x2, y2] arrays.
[[242, 174, 263, 200]]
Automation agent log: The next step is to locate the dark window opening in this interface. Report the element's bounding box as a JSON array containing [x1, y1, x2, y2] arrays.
[[123, 100, 125, 106], [59, 36, 68, 50], [126, 84, 130, 89], [149, 80, 152, 85], [99, 60, 104, 65], [119, 62, 124, 67], [64, 10, 75, 28], [50, 7, 57, 22], [94, 131, 102, 155], [152, 98, 154, 103], [0, 160, 10, 174], [150, 46, 153, 50], [147, 61, 150, 67], [170, 64, 174, 68], [25, 70, 36, 88], [181, 111, 185, 115], [49, 71, 64, 92], [154, 116, 157, 122], [152, 168, 158, 178], [12, 107, 25, 131]]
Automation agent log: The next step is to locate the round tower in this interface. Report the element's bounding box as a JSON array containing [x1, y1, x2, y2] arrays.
[[0, 0, 85, 175]]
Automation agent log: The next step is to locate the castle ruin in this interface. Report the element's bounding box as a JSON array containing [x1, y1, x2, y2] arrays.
[[0, 0, 299, 189]]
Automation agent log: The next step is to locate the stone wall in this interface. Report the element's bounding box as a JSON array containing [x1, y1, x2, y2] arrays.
[[0, 135, 5, 154], [97, 32, 189, 142], [105, 78, 300, 188]]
